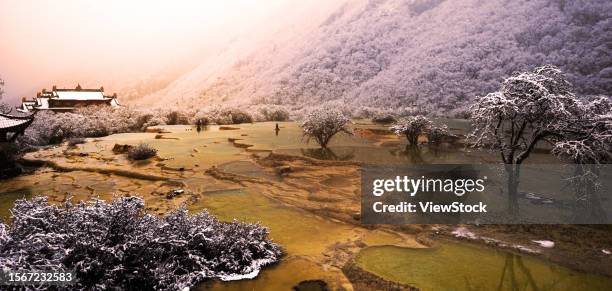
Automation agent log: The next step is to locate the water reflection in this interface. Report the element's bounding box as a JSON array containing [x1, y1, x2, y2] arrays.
[[387, 144, 453, 164], [506, 164, 611, 223], [495, 253, 539, 291], [300, 147, 355, 161], [567, 164, 608, 223], [389, 146, 426, 164]]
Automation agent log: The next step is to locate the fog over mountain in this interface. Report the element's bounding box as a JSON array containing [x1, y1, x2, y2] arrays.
[[143, 0, 612, 115], [0, 0, 318, 104]]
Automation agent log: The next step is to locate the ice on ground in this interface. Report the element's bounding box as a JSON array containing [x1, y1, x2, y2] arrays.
[[532, 240, 555, 248], [218, 257, 277, 281], [513, 244, 540, 254], [451, 227, 477, 239]]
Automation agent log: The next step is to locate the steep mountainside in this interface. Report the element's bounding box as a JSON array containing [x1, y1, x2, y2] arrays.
[[143, 0, 612, 115]]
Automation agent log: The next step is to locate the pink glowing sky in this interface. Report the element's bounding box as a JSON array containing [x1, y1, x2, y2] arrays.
[[0, 0, 296, 102]]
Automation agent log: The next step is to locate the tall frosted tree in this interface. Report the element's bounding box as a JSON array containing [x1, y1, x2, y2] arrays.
[[469, 65, 584, 215]]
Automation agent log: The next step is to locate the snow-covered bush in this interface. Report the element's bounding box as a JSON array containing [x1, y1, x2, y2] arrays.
[[353, 106, 379, 119], [194, 106, 254, 125], [19, 106, 152, 146], [165, 110, 191, 125], [255, 104, 290, 121], [390, 115, 432, 147], [138, 111, 168, 130], [229, 110, 253, 124], [0, 196, 282, 290], [371, 112, 396, 124], [426, 124, 450, 145], [127, 143, 157, 160], [74, 106, 143, 135], [300, 106, 352, 148], [19, 110, 75, 145]]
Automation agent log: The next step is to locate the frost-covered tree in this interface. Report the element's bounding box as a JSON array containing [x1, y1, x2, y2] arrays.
[[390, 115, 432, 147], [0, 196, 282, 290], [552, 96, 612, 164], [469, 65, 586, 215], [300, 106, 352, 148]]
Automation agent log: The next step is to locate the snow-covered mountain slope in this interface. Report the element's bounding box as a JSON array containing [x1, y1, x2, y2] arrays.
[[141, 0, 612, 114]]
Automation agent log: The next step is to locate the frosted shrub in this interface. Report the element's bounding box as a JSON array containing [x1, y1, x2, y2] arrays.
[[194, 106, 254, 125], [165, 110, 190, 125], [426, 124, 450, 145], [139, 113, 168, 130], [390, 115, 432, 147], [127, 143, 157, 160], [74, 106, 141, 135], [256, 104, 290, 121], [0, 196, 282, 290], [354, 106, 379, 119], [300, 107, 352, 148], [230, 110, 253, 124], [371, 111, 396, 124], [20, 106, 151, 146], [19, 110, 72, 145]]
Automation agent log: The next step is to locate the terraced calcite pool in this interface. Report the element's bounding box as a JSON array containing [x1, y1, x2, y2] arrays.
[[1, 121, 609, 290]]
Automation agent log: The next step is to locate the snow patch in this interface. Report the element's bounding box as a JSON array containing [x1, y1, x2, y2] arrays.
[[513, 244, 540, 254], [451, 227, 477, 239], [602, 249, 611, 255], [481, 236, 502, 245], [532, 240, 555, 248], [218, 257, 277, 281]]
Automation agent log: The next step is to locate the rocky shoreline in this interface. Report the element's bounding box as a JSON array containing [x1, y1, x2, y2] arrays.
[[342, 260, 419, 291]]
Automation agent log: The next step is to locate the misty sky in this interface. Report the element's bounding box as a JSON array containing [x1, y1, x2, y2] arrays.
[[0, 0, 296, 102]]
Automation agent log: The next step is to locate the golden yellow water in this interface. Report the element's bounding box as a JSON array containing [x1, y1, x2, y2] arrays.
[[188, 189, 378, 290], [355, 241, 612, 291]]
